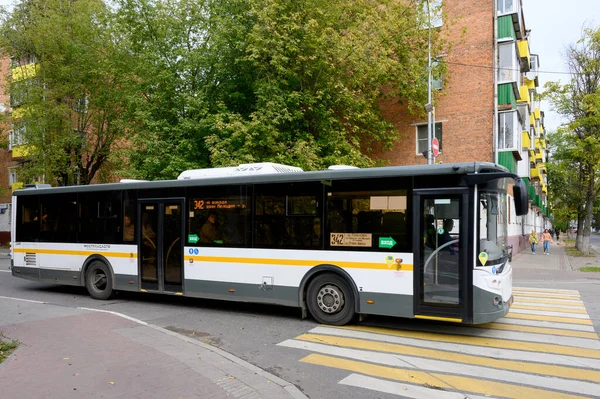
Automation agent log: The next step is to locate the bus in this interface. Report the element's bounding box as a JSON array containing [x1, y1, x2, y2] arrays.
[[10, 162, 528, 326]]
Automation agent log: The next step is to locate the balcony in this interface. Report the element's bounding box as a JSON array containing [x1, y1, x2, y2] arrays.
[[12, 144, 34, 158], [11, 62, 39, 82], [526, 54, 540, 87], [535, 137, 546, 150], [517, 85, 530, 104], [522, 131, 531, 149], [498, 110, 522, 158], [517, 40, 531, 72], [498, 0, 524, 39], [531, 167, 540, 181], [11, 182, 24, 190], [534, 107, 541, 120]]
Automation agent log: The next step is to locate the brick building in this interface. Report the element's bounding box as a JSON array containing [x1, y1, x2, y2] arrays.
[[0, 0, 550, 248], [375, 0, 550, 252]]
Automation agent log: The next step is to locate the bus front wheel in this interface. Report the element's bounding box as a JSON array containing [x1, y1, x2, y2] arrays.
[[307, 273, 355, 326], [85, 261, 114, 300]]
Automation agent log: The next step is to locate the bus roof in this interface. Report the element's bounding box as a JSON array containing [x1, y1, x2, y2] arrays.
[[13, 162, 510, 196]]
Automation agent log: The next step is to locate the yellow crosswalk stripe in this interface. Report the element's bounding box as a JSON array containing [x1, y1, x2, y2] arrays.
[[339, 325, 600, 358], [296, 334, 600, 382], [504, 312, 593, 325], [513, 297, 585, 306], [511, 304, 589, 314], [477, 322, 599, 339], [514, 293, 581, 300], [301, 354, 589, 399]]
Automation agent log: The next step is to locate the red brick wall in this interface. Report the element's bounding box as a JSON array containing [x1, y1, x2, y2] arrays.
[[372, 0, 496, 166], [0, 55, 15, 204]]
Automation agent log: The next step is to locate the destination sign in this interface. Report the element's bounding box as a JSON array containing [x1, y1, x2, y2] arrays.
[[330, 233, 372, 247], [193, 199, 247, 210]]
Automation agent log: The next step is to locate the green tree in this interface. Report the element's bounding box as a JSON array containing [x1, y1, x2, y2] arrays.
[[544, 28, 600, 254], [118, 0, 446, 178], [0, 0, 137, 185]]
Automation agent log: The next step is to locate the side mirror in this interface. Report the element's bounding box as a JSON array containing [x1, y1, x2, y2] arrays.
[[513, 179, 529, 216]]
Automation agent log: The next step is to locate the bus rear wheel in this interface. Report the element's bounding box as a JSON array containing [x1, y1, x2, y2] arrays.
[[85, 261, 114, 300], [307, 273, 355, 326]]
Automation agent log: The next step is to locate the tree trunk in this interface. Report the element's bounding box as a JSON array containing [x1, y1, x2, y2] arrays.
[[576, 206, 584, 251]]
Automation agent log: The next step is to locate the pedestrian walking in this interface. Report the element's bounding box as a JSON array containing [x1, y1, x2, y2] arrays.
[[555, 229, 561, 245], [529, 230, 538, 254], [541, 229, 553, 255]]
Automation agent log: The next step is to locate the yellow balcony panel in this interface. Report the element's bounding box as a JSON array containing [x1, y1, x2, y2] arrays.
[[11, 182, 24, 190], [12, 144, 34, 158], [12, 107, 26, 119], [531, 167, 540, 180], [522, 131, 531, 148], [529, 112, 535, 127], [525, 78, 536, 90], [517, 40, 531, 71], [11, 63, 39, 82], [534, 107, 541, 120], [542, 184, 547, 194], [517, 85, 530, 103]]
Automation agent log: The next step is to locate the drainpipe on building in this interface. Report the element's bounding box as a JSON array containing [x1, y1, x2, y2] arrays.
[[427, 0, 433, 165], [493, 0, 499, 165]]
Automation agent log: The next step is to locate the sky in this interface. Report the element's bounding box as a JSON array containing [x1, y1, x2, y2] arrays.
[[0, 0, 597, 132], [523, 0, 599, 131]]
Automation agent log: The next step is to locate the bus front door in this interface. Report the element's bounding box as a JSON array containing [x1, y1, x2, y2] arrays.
[[413, 191, 469, 323], [139, 200, 184, 293]]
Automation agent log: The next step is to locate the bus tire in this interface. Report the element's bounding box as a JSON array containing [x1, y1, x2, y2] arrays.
[[307, 273, 355, 326], [85, 261, 114, 300]]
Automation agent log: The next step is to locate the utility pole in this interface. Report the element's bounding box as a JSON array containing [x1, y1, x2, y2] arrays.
[[426, 0, 434, 165]]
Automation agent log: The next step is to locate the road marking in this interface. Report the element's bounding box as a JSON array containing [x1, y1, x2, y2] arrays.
[[300, 354, 589, 399], [509, 308, 590, 319], [291, 334, 600, 383], [511, 304, 589, 314], [513, 293, 581, 300], [476, 322, 598, 339], [504, 312, 593, 325], [516, 302, 586, 310], [513, 287, 580, 294], [514, 297, 586, 306], [493, 317, 596, 332], [0, 270, 10, 273], [339, 374, 496, 399], [304, 326, 600, 370], [338, 325, 600, 357]]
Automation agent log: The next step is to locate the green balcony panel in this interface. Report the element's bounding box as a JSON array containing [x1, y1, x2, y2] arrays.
[[498, 83, 517, 108], [498, 16, 517, 40], [498, 151, 517, 173]]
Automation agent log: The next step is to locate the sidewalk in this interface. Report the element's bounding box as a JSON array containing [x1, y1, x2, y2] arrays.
[[0, 297, 307, 399], [511, 239, 600, 281]]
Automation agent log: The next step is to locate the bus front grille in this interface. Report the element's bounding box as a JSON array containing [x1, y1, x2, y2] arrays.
[[25, 253, 36, 266]]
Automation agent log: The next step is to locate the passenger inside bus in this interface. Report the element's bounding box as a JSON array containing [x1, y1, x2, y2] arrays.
[[200, 213, 222, 244]]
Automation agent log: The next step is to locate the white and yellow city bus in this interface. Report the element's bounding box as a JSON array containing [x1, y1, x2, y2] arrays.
[[10, 162, 528, 325]]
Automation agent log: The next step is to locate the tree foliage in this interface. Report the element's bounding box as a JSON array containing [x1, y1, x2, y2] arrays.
[[544, 27, 600, 253], [0, 0, 138, 185], [116, 0, 445, 178]]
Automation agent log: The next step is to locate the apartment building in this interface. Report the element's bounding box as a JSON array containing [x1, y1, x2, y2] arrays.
[[375, 0, 550, 252]]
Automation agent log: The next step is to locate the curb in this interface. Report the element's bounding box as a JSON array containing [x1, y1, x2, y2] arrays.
[[78, 307, 309, 399]]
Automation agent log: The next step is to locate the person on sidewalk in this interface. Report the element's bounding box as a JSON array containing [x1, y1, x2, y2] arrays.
[[529, 230, 538, 254], [555, 229, 561, 245], [541, 229, 554, 255]]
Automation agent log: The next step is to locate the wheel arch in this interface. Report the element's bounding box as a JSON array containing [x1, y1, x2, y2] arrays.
[[298, 264, 360, 318], [81, 255, 116, 288]]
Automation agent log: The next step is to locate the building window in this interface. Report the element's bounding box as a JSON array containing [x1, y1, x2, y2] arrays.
[[498, 111, 519, 150], [11, 123, 26, 148], [498, 0, 517, 15], [498, 41, 519, 83], [416, 122, 443, 155], [8, 167, 18, 187]]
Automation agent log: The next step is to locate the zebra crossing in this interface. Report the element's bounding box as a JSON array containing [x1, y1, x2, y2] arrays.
[[278, 287, 599, 398]]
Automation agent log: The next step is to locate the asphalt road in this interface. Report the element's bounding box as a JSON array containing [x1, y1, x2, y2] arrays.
[[2, 255, 600, 399]]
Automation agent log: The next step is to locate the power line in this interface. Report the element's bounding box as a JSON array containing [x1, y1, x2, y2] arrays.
[[445, 60, 575, 76]]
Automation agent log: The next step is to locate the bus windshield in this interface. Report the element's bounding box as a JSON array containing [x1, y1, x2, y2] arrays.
[[478, 179, 509, 266]]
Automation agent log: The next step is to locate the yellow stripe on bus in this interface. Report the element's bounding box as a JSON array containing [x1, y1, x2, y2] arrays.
[[477, 322, 599, 339], [296, 333, 600, 382], [300, 354, 589, 399], [504, 312, 594, 325], [13, 248, 138, 258], [339, 325, 600, 358], [188, 255, 414, 271], [415, 315, 462, 323]]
